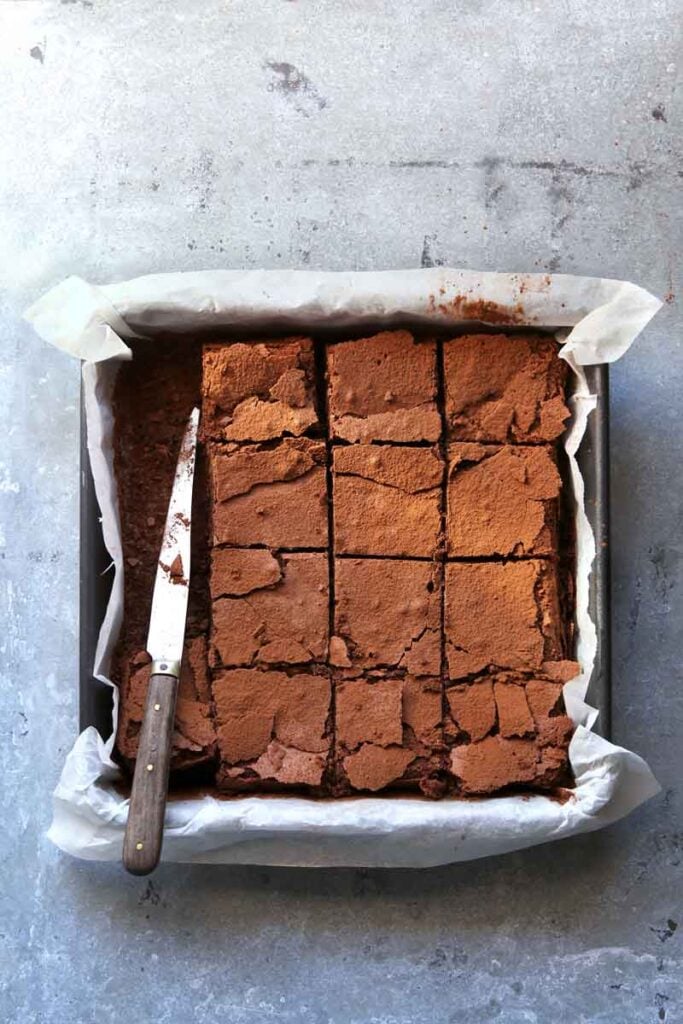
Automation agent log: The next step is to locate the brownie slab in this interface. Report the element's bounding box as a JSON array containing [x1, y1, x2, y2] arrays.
[[444, 560, 565, 678], [116, 637, 216, 771], [445, 671, 574, 793], [209, 438, 328, 549], [212, 668, 331, 790], [201, 338, 318, 442], [211, 550, 329, 667], [327, 331, 440, 442], [334, 558, 441, 675], [334, 675, 445, 795], [444, 333, 569, 443], [333, 444, 443, 558], [112, 326, 575, 800], [447, 443, 561, 557]]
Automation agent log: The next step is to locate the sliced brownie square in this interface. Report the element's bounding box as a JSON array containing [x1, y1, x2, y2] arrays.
[[327, 331, 440, 442]]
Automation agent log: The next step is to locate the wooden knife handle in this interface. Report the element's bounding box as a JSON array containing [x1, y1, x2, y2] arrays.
[[123, 672, 178, 875]]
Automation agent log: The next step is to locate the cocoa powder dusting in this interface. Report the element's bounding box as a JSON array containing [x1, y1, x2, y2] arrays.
[[111, 329, 574, 798], [427, 292, 527, 324]]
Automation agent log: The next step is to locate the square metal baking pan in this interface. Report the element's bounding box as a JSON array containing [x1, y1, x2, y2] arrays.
[[79, 361, 611, 744]]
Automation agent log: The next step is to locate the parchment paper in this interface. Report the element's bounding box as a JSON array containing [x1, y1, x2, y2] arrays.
[[25, 268, 662, 866]]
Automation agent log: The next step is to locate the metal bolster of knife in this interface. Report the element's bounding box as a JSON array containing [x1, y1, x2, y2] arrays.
[[150, 658, 182, 678]]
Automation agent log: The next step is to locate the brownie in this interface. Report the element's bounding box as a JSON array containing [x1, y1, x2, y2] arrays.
[[445, 671, 574, 794], [444, 560, 565, 678], [444, 333, 570, 442], [212, 668, 331, 791], [116, 637, 216, 771], [111, 328, 575, 800], [333, 444, 443, 558], [210, 550, 329, 667], [334, 675, 445, 796], [446, 443, 562, 557], [334, 558, 441, 675], [208, 438, 328, 549], [327, 331, 440, 442], [201, 338, 319, 442]]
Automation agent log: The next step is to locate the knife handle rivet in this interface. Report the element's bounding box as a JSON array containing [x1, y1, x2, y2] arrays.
[[146, 763, 154, 772], [136, 842, 144, 851], [154, 703, 161, 711]]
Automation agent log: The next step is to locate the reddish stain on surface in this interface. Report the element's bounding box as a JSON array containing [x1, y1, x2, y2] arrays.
[[427, 293, 527, 324], [516, 274, 552, 296]]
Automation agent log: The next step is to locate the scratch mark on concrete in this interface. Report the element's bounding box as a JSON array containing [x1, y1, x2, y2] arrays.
[[139, 880, 163, 907], [664, 261, 675, 304], [390, 159, 461, 169], [293, 156, 673, 192], [480, 156, 506, 211], [191, 150, 217, 212], [420, 234, 444, 268], [265, 61, 327, 116], [27, 550, 63, 564], [655, 992, 670, 1021], [651, 919, 678, 943], [302, 157, 355, 168], [627, 573, 642, 655], [517, 158, 620, 178], [541, 165, 575, 272], [627, 161, 652, 191], [649, 544, 680, 601]]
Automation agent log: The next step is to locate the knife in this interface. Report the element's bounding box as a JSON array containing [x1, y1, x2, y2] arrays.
[[123, 406, 200, 875]]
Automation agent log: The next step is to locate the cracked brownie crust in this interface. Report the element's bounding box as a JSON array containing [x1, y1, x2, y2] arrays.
[[445, 671, 575, 794], [213, 667, 332, 791], [113, 329, 576, 798], [334, 558, 442, 676], [444, 560, 566, 678], [446, 443, 561, 557], [327, 331, 441, 442], [444, 333, 570, 443], [333, 444, 443, 558], [334, 675, 446, 796], [209, 438, 328, 549], [210, 550, 329, 668], [201, 337, 319, 442]]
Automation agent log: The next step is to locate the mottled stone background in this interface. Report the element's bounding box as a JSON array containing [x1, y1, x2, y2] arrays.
[[1, 2, 681, 1021]]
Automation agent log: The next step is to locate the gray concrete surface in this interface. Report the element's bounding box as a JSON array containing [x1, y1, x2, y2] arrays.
[[1, 2, 681, 1021]]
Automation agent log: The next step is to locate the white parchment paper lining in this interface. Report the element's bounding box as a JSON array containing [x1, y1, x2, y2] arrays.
[[25, 268, 662, 867]]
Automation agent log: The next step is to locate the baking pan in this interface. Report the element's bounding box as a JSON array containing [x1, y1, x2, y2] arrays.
[[79, 361, 611, 743]]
